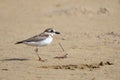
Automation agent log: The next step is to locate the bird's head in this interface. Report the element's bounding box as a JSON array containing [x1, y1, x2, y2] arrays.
[[43, 28, 60, 36]]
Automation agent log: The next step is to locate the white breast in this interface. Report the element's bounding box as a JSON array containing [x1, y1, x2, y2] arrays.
[[39, 36, 53, 46]]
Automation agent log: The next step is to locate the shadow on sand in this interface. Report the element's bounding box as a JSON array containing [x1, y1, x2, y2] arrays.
[[1, 58, 29, 61]]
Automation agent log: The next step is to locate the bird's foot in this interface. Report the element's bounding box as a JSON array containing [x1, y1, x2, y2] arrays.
[[54, 54, 68, 59], [38, 58, 47, 62]]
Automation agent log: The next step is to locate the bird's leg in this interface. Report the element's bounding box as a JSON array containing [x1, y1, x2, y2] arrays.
[[35, 47, 46, 62], [54, 42, 68, 59], [35, 47, 41, 61]]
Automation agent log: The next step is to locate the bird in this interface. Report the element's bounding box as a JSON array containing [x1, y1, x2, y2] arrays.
[[15, 28, 60, 61]]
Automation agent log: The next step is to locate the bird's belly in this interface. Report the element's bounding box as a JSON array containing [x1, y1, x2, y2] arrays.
[[25, 37, 53, 47]]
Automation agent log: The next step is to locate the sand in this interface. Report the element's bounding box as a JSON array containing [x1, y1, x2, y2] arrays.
[[0, 0, 120, 80]]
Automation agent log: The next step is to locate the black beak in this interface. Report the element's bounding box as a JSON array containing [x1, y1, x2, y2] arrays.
[[55, 31, 60, 34]]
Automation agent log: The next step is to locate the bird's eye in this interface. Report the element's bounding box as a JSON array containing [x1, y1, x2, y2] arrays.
[[50, 30, 54, 32]]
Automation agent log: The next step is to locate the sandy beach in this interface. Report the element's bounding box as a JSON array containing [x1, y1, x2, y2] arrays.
[[0, 0, 120, 80]]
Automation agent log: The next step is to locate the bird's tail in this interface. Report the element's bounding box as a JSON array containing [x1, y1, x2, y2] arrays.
[[15, 41, 23, 44]]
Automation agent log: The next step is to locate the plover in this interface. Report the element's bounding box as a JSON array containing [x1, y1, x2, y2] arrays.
[[15, 28, 60, 61]]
